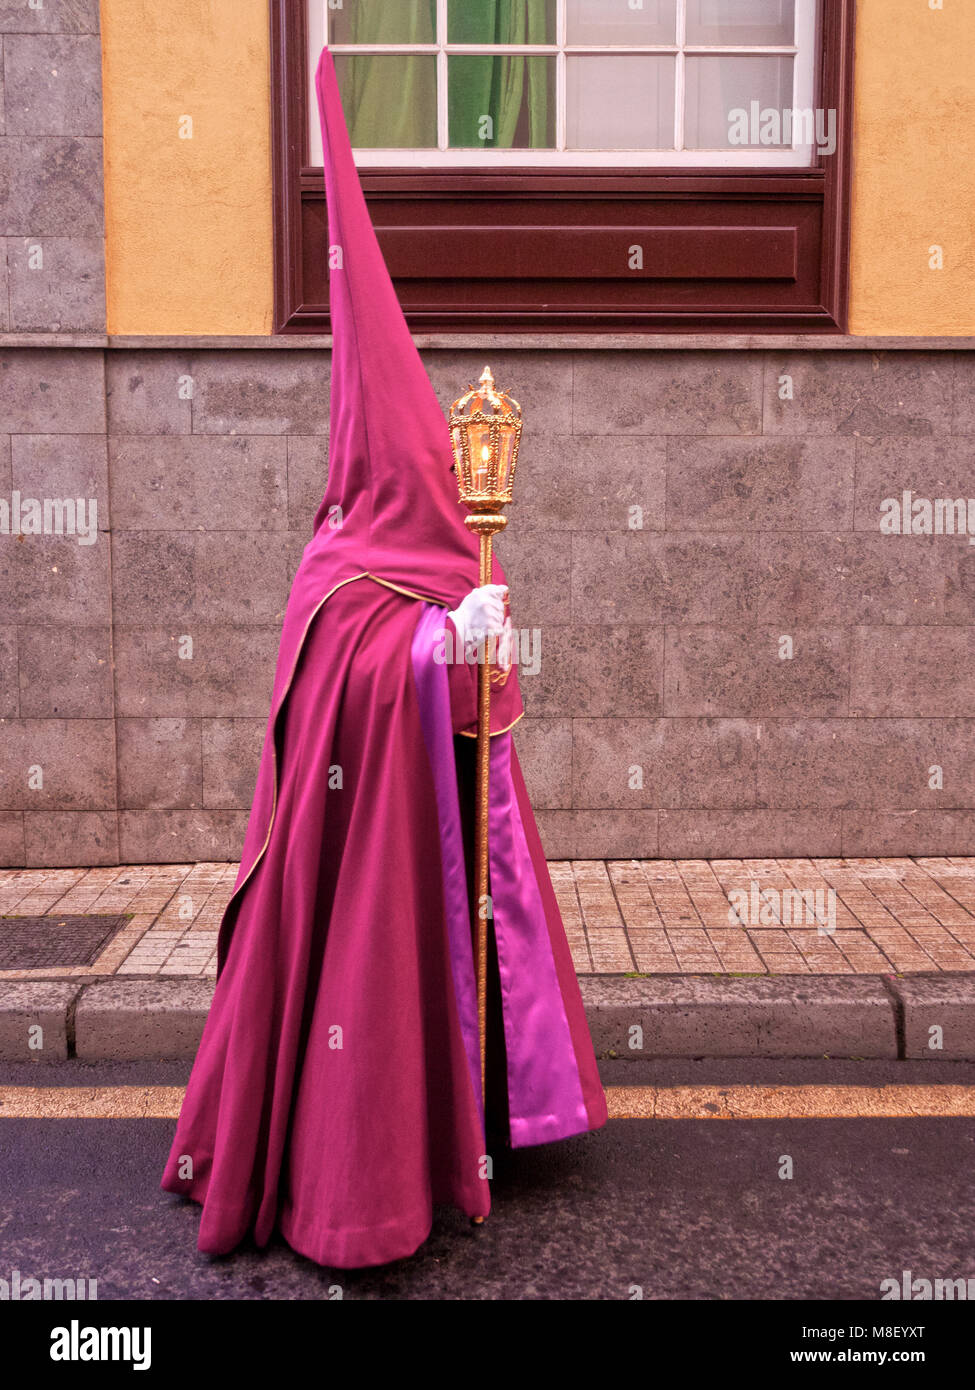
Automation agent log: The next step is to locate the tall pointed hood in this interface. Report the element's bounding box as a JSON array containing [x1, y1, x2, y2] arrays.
[[299, 46, 504, 608]]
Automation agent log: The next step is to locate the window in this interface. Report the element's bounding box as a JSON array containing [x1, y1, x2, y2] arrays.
[[273, 0, 854, 332], [307, 0, 821, 167]]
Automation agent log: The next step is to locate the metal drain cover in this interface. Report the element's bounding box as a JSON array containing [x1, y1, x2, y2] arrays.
[[0, 914, 130, 969]]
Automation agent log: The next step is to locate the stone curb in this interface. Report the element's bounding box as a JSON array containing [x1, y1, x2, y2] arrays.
[[0, 982, 83, 1063], [0, 974, 973, 1064], [580, 975, 899, 1060], [893, 975, 975, 1060], [73, 979, 216, 1062]]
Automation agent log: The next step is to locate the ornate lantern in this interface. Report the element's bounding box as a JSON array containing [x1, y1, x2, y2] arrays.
[[448, 366, 522, 529]]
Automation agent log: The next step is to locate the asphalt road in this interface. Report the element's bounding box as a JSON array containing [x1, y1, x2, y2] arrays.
[[2, 1058, 974, 1302]]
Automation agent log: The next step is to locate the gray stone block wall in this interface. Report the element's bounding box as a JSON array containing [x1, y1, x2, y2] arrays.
[[495, 349, 975, 859], [0, 3, 107, 868], [0, 0, 105, 332], [2, 343, 975, 866], [0, 4, 970, 866]]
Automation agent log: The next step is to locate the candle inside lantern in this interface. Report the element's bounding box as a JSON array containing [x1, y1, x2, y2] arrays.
[[475, 443, 490, 491]]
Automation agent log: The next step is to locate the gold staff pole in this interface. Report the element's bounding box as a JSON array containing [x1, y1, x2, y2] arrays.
[[448, 367, 523, 1129]]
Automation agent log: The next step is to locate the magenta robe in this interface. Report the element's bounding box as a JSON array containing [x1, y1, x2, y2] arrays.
[[160, 49, 607, 1268], [161, 580, 606, 1266]]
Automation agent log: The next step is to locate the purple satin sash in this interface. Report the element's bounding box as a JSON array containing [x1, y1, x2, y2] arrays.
[[411, 604, 589, 1147], [410, 605, 483, 1127], [488, 732, 590, 1145]]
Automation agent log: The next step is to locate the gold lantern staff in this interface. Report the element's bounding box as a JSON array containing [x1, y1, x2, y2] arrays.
[[448, 366, 523, 1130]]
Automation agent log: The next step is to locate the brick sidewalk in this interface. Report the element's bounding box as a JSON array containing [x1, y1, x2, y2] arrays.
[[3, 857, 975, 984]]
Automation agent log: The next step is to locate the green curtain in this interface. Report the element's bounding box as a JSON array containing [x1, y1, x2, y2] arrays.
[[448, 0, 550, 148], [342, 0, 437, 148], [338, 0, 550, 150]]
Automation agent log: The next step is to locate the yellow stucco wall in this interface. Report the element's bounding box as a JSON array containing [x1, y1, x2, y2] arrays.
[[101, 0, 273, 335], [101, 0, 975, 337], [849, 0, 975, 334]]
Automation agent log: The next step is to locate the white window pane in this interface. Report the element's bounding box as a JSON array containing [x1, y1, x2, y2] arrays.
[[566, 56, 675, 150], [329, 0, 436, 45], [684, 55, 794, 148], [565, 0, 677, 45], [685, 0, 795, 46]]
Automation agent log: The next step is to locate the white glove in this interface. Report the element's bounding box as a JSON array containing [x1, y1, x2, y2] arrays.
[[496, 614, 513, 671], [447, 584, 508, 645]]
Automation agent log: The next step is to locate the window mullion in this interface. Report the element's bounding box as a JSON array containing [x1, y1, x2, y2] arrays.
[[556, 0, 566, 153], [675, 0, 686, 152], [791, 2, 800, 153], [437, 0, 448, 151]]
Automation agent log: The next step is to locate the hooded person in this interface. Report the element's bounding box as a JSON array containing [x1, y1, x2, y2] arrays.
[[160, 48, 607, 1270]]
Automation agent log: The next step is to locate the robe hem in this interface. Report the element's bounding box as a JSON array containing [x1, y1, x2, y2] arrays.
[[278, 1190, 488, 1270], [163, 1180, 489, 1270], [508, 1104, 598, 1150]]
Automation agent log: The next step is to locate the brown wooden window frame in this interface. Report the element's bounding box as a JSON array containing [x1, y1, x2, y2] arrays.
[[271, 0, 855, 335]]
